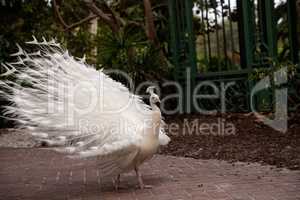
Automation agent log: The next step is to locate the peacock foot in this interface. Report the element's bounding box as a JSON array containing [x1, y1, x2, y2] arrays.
[[112, 174, 121, 191], [136, 184, 153, 189], [134, 167, 152, 189]]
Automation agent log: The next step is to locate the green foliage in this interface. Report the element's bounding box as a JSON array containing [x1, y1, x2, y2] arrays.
[[96, 24, 170, 84], [0, 0, 103, 72], [274, 1, 300, 63], [0, 0, 171, 82], [0, 0, 58, 62], [63, 27, 95, 62], [249, 60, 297, 82], [249, 60, 298, 112]]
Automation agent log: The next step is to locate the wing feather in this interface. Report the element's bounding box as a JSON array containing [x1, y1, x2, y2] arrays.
[[0, 41, 155, 158]]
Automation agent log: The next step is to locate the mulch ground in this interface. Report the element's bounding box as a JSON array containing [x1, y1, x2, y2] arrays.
[[161, 112, 300, 170]]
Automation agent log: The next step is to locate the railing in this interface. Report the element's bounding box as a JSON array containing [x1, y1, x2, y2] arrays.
[[194, 0, 241, 73], [168, 0, 299, 113]]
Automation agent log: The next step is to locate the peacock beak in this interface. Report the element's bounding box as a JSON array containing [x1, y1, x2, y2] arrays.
[[156, 99, 161, 107]]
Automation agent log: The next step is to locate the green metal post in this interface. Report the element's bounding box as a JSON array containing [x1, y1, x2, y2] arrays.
[[287, 0, 299, 64], [168, 0, 179, 80], [261, 0, 277, 60], [260, 0, 274, 111], [167, 0, 197, 113], [238, 0, 256, 111], [185, 0, 197, 113], [238, 0, 255, 70]]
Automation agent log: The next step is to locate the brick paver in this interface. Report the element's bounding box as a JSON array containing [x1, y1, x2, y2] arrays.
[[0, 148, 299, 200]]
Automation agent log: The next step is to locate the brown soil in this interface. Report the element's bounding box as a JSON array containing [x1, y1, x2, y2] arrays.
[[161, 112, 300, 170]]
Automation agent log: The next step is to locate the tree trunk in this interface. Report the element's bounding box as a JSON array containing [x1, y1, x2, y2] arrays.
[[143, 0, 158, 45]]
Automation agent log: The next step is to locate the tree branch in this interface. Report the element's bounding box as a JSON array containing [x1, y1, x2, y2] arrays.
[[65, 14, 98, 31], [101, 2, 121, 28], [84, 0, 120, 33], [52, 0, 98, 31], [53, 0, 68, 28]]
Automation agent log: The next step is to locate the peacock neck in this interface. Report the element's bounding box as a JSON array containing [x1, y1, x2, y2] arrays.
[[150, 103, 161, 137], [150, 102, 160, 111]]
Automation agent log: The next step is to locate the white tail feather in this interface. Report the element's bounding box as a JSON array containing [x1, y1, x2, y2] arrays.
[[0, 39, 170, 159]]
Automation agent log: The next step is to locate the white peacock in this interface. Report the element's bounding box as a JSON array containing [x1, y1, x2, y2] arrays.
[[0, 37, 170, 190]]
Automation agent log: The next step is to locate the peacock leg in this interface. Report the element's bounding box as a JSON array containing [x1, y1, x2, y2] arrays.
[[113, 174, 121, 191], [134, 167, 152, 189]]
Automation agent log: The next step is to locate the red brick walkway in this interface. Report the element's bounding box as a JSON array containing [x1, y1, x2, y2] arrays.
[[0, 148, 299, 200]]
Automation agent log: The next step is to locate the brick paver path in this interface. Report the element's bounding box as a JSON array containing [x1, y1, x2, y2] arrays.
[[0, 148, 299, 200]]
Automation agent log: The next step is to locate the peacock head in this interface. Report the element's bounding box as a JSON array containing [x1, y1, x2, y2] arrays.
[[146, 86, 160, 107]]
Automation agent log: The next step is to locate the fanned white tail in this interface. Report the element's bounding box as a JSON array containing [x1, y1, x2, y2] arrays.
[[0, 37, 170, 170]]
